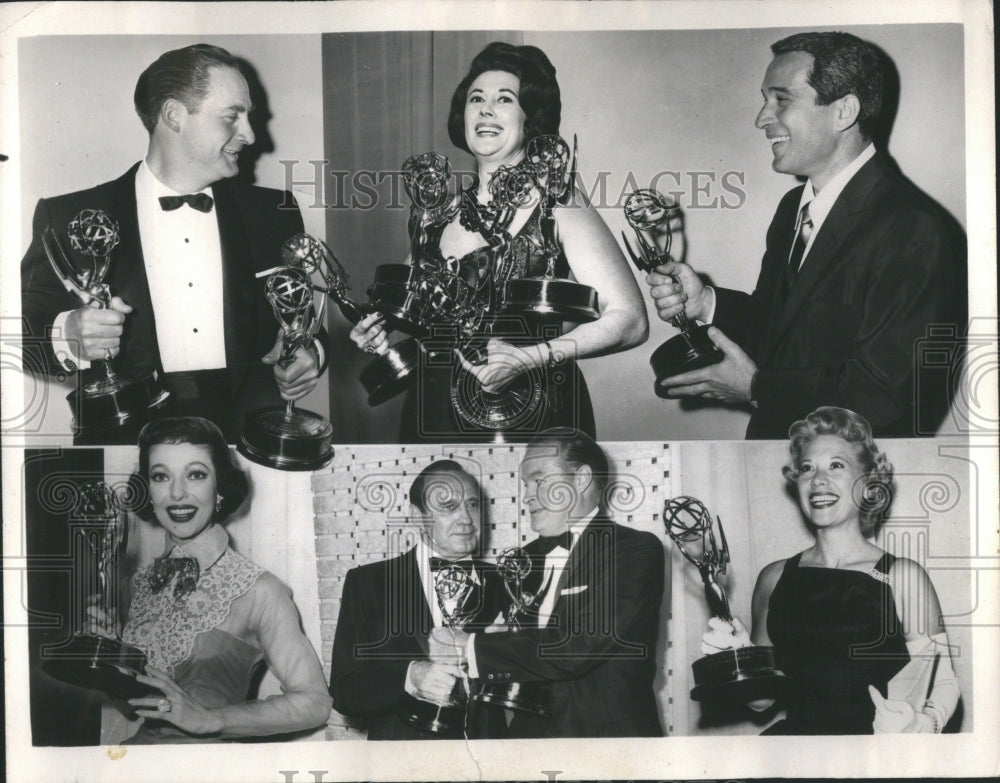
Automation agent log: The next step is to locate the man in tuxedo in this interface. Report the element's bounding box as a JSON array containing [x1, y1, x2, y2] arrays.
[[20, 44, 323, 443], [647, 32, 963, 438], [329, 460, 502, 740], [430, 429, 665, 738]]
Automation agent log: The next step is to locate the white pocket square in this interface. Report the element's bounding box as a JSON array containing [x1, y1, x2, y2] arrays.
[[560, 585, 588, 596]]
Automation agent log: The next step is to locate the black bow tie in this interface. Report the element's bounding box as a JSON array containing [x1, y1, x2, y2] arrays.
[[429, 556, 475, 573], [536, 531, 574, 556], [159, 193, 214, 213], [149, 555, 200, 598]]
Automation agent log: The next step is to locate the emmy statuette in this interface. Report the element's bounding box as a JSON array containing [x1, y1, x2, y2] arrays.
[[42, 483, 152, 700], [622, 190, 724, 395], [399, 564, 480, 736], [473, 548, 548, 716], [238, 265, 334, 471], [663, 496, 786, 701], [42, 209, 170, 437]]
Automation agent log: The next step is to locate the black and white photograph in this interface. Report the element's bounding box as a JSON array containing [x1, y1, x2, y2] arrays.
[[1, 2, 996, 782]]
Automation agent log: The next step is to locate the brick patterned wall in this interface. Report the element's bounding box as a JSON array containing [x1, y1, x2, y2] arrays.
[[312, 442, 675, 739]]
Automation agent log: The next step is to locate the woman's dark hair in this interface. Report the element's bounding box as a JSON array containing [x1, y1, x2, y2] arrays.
[[782, 406, 894, 536], [447, 42, 561, 154], [134, 43, 242, 134], [129, 416, 249, 523]]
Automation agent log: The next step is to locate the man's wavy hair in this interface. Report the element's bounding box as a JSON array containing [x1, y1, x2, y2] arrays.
[[771, 31, 884, 140], [782, 406, 894, 537], [527, 427, 610, 505], [447, 41, 561, 154], [134, 43, 241, 134], [408, 459, 481, 515], [129, 416, 249, 523]]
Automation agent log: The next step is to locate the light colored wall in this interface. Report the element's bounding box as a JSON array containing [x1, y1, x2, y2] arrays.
[[526, 25, 966, 440], [17, 35, 327, 441]]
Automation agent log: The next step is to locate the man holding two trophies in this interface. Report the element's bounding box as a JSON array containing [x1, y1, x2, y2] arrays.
[[329, 460, 503, 740], [430, 428, 666, 738], [20, 43, 324, 442]]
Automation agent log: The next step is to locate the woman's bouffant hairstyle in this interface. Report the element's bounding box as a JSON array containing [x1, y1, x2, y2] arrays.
[[782, 406, 894, 536], [447, 42, 561, 154], [134, 43, 241, 134], [129, 416, 249, 523]]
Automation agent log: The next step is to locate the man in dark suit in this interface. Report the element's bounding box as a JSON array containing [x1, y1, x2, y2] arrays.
[[20, 44, 322, 443], [647, 32, 963, 438], [430, 429, 665, 738], [329, 460, 502, 740]]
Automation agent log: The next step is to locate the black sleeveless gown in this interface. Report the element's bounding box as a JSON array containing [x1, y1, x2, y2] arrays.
[[764, 551, 910, 734], [399, 205, 595, 443]]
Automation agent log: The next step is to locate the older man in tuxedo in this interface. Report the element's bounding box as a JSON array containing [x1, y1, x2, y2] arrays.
[[329, 460, 503, 739], [647, 32, 963, 438], [20, 44, 323, 443], [431, 429, 665, 738]]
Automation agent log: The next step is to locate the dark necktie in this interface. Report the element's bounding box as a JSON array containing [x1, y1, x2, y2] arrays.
[[535, 530, 574, 556], [159, 193, 214, 213], [785, 201, 813, 289]]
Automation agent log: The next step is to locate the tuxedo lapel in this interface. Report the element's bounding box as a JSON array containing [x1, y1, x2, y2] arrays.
[[549, 518, 608, 625], [110, 164, 162, 373], [211, 184, 258, 374], [762, 155, 890, 360]]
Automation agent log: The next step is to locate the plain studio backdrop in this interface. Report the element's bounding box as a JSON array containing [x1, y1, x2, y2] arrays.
[[16, 25, 965, 443]]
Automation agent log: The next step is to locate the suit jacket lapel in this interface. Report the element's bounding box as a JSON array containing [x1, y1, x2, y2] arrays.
[[392, 547, 434, 655], [211, 183, 257, 376], [110, 164, 162, 373], [549, 517, 608, 626], [761, 154, 889, 360]]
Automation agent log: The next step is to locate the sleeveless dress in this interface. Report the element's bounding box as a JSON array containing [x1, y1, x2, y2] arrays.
[[399, 204, 595, 443], [122, 548, 265, 744], [764, 551, 910, 734]]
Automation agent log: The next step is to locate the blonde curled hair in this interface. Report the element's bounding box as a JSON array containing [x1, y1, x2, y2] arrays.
[[782, 406, 894, 536]]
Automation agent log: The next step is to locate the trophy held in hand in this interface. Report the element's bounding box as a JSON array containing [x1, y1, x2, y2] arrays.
[[42, 209, 170, 437], [281, 233, 420, 406], [399, 564, 481, 737], [238, 265, 334, 471], [622, 190, 723, 395], [473, 547, 548, 716], [42, 482, 153, 700], [664, 495, 785, 702]]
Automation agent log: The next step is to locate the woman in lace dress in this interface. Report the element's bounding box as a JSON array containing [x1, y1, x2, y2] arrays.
[[118, 416, 331, 743], [700, 407, 960, 734], [350, 41, 647, 442]]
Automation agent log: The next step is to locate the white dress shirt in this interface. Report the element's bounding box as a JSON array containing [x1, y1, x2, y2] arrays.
[[53, 160, 228, 371], [466, 507, 599, 679], [704, 143, 876, 322]]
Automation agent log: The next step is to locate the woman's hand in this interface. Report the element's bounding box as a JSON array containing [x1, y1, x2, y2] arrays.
[[129, 666, 224, 736], [83, 596, 120, 639], [701, 616, 752, 655], [349, 313, 389, 356], [869, 685, 937, 733], [456, 338, 539, 394]]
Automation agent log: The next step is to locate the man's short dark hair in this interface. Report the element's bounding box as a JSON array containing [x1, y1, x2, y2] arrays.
[[527, 427, 610, 500], [134, 43, 241, 133], [771, 32, 884, 139], [408, 459, 481, 514]]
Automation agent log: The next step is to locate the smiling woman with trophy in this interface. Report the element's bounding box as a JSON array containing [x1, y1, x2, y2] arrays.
[[349, 41, 647, 442], [699, 407, 961, 734], [95, 416, 331, 744]]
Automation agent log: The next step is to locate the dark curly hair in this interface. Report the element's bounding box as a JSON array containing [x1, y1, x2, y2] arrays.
[[447, 42, 561, 154], [134, 43, 242, 134], [129, 416, 249, 523], [782, 406, 894, 536], [771, 32, 884, 140]]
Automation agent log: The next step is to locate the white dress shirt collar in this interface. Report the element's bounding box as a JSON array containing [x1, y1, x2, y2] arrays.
[[799, 143, 876, 237]]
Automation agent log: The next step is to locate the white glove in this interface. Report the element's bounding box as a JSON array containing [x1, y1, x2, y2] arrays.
[[870, 633, 960, 733], [701, 616, 751, 656], [869, 685, 936, 733]]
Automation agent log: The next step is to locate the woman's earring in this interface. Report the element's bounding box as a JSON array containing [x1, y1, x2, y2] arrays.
[[215, 494, 223, 513]]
